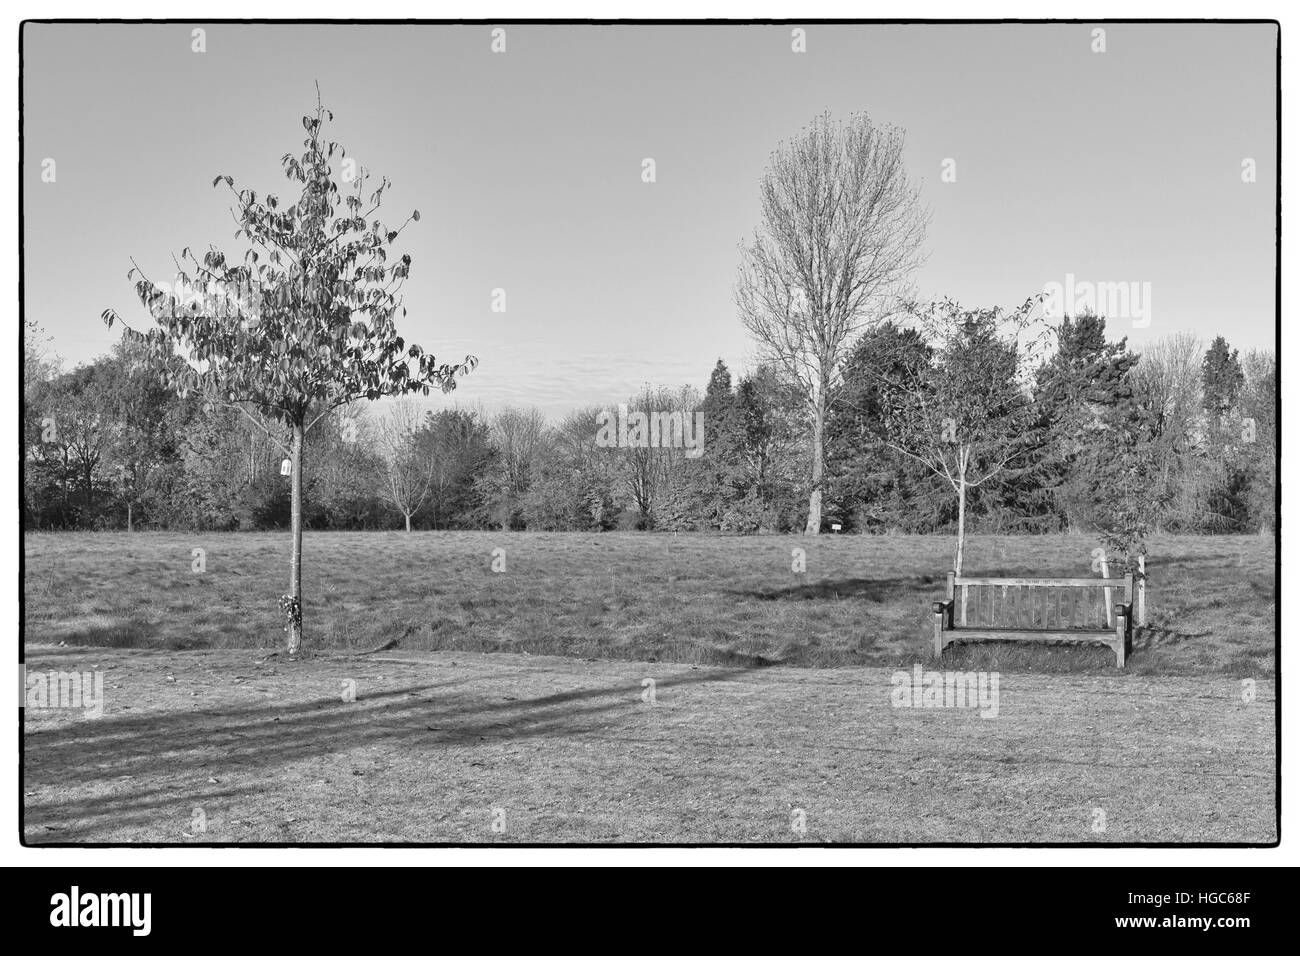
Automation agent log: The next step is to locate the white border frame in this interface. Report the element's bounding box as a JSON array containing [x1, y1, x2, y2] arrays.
[[5, 0, 1291, 868]]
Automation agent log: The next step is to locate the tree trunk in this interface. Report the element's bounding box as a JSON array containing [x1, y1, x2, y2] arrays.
[[405, 512, 412, 533], [804, 400, 825, 535], [286, 421, 305, 657], [127, 501, 133, 533], [954, 473, 967, 576]]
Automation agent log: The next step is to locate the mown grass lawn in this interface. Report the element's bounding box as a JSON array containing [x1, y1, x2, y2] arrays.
[[23, 531, 1275, 676], [22, 644, 1275, 843], [22, 532, 1276, 844]]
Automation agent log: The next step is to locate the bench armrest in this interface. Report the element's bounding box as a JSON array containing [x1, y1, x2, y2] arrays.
[[932, 598, 954, 630]]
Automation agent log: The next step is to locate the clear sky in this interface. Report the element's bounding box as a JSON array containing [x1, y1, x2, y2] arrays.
[[22, 22, 1277, 418]]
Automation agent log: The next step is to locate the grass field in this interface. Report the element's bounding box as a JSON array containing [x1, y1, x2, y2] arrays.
[[22, 644, 1275, 843], [23, 531, 1275, 676], [22, 532, 1277, 843]]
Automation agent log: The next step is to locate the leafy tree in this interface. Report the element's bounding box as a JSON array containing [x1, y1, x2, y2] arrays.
[[695, 360, 743, 523], [1199, 336, 1252, 531], [38, 364, 115, 525], [1202, 335, 1244, 418], [826, 323, 941, 532], [308, 405, 386, 529], [377, 399, 435, 532], [423, 408, 494, 529], [1086, 393, 1163, 569], [479, 406, 546, 530], [1028, 313, 1139, 531], [1029, 316, 1157, 563], [656, 360, 743, 530], [23, 319, 61, 524], [523, 410, 619, 532], [873, 298, 1045, 575], [102, 95, 474, 655], [1239, 350, 1277, 533], [733, 365, 805, 530], [99, 338, 184, 531]]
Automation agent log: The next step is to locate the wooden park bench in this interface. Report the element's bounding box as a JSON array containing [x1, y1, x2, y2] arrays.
[[932, 570, 1141, 668]]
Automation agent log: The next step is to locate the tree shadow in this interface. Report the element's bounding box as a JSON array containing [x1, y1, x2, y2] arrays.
[[1132, 625, 1212, 651], [729, 575, 939, 603], [31, 616, 165, 649], [23, 663, 758, 841]]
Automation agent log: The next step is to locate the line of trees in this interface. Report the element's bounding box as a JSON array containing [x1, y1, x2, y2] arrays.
[[24, 317, 1276, 545]]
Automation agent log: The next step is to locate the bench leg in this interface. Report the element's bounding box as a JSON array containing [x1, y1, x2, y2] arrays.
[[1114, 608, 1128, 669], [933, 609, 946, 659]]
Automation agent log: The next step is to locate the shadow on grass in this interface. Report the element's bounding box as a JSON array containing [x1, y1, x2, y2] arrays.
[[35, 617, 181, 649], [1133, 625, 1212, 651], [731, 575, 939, 602], [23, 663, 759, 841]]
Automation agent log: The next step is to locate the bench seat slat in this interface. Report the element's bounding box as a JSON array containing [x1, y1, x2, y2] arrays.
[[949, 628, 1114, 641], [955, 576, 1125, 588]]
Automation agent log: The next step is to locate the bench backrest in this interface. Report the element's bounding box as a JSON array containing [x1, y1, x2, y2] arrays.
[[947, 573, 1132, 630]]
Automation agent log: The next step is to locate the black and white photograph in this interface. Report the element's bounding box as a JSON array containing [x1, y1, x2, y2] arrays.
[[14, 12, 1283, 868]]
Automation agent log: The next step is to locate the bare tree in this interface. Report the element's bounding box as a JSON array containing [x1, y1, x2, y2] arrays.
[[424, 407, 491, 528], [1240, 349, 1277, 533], [493, 406, 546, 497], [377, 399, 434, 532], [1127, 332, 1204, 528], [617, 384, 698, 521], [735, 112, 928, 533], [483, 406, 547, 528], [1129, 332, 1203, 440]]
